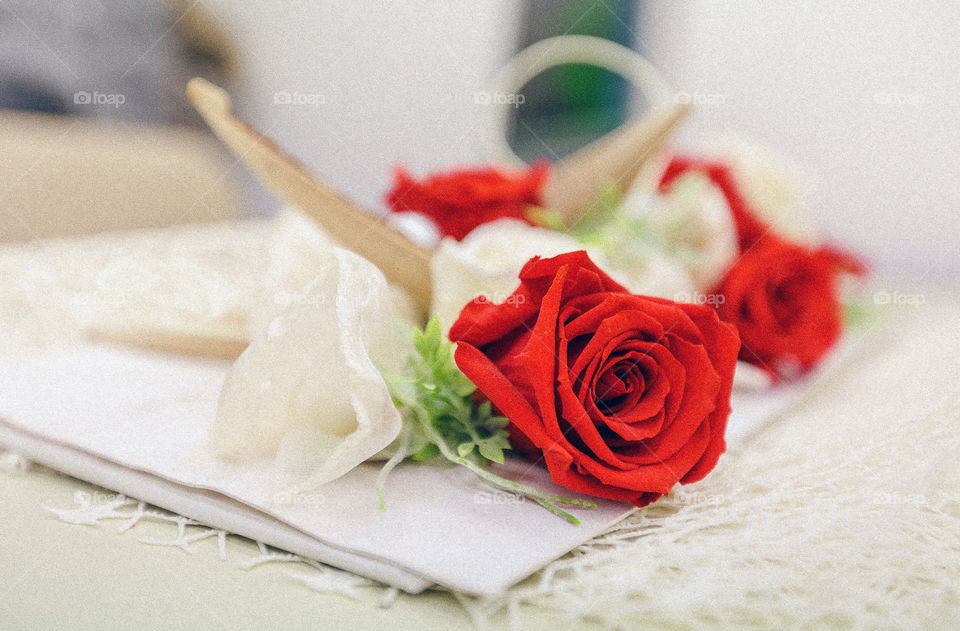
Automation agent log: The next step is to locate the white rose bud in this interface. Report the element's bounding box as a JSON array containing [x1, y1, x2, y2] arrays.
[[212, 243, 405, 492]]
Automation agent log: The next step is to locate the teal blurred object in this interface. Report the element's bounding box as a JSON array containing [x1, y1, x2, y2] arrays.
[[510, 0, 637, 162]]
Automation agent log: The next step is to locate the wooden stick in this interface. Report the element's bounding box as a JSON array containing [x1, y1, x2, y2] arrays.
[[186, 78, 688, 313], [186, 78, 434, 311], [543, 102, 691, 226]]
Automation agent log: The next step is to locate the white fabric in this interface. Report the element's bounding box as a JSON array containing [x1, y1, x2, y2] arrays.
[[0, 344, 636, 595], [0, 341, 827, 596], [0, 416, 429, 592]]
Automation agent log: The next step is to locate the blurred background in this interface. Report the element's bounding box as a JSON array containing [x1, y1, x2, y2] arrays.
[[1, 1, 957, 282]]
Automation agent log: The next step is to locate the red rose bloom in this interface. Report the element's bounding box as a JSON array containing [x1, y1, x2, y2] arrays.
[[386, 162, 549, 241], [713, 235, 862, 376], [661, 157, 865, 379], [449, 252, 740, 507]]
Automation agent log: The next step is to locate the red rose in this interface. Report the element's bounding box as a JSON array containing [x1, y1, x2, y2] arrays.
[[713, 236, 861, 376], [449, 252, 740, 507], [661, 157, 865, 379], [385, 162, 549, 241]]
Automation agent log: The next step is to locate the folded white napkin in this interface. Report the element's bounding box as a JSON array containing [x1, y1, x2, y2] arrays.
[[0, 343, 846, 595]]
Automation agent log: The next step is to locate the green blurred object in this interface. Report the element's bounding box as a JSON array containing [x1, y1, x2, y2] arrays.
[[510, 0, 637, 162]]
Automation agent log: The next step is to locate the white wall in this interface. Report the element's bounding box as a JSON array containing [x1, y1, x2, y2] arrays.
[[203, 1, 524, 213], [203, 1, 957, 280], [643, 1, 960, 280]]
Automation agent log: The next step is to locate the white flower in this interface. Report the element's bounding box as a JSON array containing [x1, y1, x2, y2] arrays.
[[646, 172, 739, 290], [709, 137, 817, 243], [431, 218, 702, 333], [430, 219, 592, 333], [610, 250, 697, 301], [211, 242, 405, 492], [253, 207, 422, 334]]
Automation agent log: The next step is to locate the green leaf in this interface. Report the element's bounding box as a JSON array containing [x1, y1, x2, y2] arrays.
[[411, 442, 439, 462], [478, 441, 504, 464], [423, 316, 442, 354], [453, 380, 475, 399], [487, 415, 510, 430], [526, 206, 567, 231], [567, 180, 624, 240], [412, 327, 428, 357], [380, 318, 596, 524]]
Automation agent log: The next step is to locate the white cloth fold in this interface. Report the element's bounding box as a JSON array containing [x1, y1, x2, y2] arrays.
[[0, 345, 635, 595], [0, 342, 845, 594]]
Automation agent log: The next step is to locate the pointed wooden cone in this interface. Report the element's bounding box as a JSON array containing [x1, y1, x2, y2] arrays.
[[542, 102, 691, 226], [186, 77, 433, 311]]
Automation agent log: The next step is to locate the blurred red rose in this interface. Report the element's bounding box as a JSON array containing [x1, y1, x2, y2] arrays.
[[661, 157, 865, 379], [386, 162, 549, 241], [449, 251, 740, 507]]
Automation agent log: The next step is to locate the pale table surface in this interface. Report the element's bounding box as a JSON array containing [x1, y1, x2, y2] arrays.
[[1, 463, 604, 631]]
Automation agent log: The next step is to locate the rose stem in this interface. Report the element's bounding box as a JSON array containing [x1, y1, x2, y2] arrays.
[[376, 424, 412, 511], [399, 401, 596, 525]]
